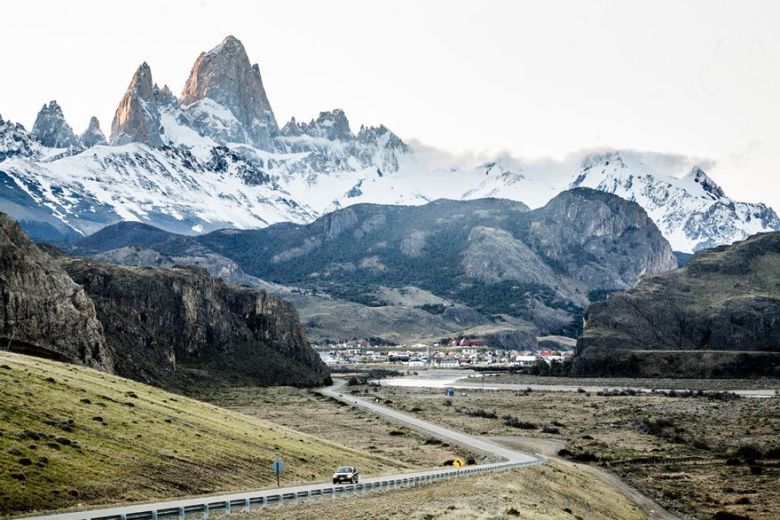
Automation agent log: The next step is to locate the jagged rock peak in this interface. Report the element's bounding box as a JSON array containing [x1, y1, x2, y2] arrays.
[[312, 109, 353, 141], [280, 109, 356, 142], [110, 62, 163, 147], [80, 116, 107, 147], [686, 165, 726, 199], [180, 35, 278, 149], [357, 124, 408, 150], [154, 83, 178, 108], [280, 116, 303, 137], [31, 100, 81, 148]]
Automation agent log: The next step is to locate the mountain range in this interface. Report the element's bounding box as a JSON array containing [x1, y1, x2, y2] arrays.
[[69, 189, 676, 346], [0, 35, 777, 252]]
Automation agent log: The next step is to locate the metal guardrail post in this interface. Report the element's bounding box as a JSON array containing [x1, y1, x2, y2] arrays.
[[178, 506, 185, 520], [151, 510, 158, 520], [203, 505, 209, 520], [243, 498, 250, 513], [225, 500, 231, 514]]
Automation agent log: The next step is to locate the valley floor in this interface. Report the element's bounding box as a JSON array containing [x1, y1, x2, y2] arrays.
[[352, 383, 780, 519], [481, 373, 780, 392], [4, 353, 777, 519]]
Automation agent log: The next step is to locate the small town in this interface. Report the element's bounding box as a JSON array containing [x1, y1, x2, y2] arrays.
[[313, 338, 574, 368]]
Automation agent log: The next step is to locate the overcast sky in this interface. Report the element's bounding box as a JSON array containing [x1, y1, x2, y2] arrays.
[[2, 0, 778, 208]]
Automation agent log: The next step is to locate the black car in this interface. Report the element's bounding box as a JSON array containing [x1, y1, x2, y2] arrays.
[[332, 466, 359, 484]]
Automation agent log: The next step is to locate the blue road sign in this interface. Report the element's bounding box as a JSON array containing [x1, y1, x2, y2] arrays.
[[271, 459, 284, 487]]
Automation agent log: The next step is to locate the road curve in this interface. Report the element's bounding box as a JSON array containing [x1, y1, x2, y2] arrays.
[[319, 379, 538, 463], [21, 380, 542, 520]]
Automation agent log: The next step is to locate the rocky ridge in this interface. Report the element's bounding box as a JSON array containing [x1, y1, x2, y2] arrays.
[[574, 231, 780, 377]]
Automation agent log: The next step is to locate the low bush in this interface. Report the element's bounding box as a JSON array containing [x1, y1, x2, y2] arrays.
[[502, 415, 537, 429], [457, 408, 498, 419]]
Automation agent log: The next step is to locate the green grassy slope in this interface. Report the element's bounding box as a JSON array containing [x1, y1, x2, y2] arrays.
[[0, 352, 400, 515]]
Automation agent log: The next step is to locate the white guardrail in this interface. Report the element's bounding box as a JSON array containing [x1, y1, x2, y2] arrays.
[[25, 457, 547, 520]]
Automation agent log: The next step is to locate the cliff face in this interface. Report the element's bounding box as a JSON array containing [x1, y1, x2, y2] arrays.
[[525, 188, 678, 290], [63, 260, 329, 388], [0, 213, 112, 370], [574, 232, 780, 377], [0, 212, 328, 388]]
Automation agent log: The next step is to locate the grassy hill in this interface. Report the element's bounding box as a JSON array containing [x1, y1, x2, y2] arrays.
[[0, 352, 400, 515]]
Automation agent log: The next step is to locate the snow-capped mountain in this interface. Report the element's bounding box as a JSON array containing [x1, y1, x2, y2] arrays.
[[0, 35, 777, 251], [569, 151, 780, 251]]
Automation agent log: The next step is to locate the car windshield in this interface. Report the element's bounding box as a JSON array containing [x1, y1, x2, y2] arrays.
[[336, 467, 353, 473]]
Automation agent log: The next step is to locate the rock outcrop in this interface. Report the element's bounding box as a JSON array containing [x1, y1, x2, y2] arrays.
[[0, 212, 329, 387], [180, 35, 278, 149], [31, 101, 81, 148], [0, 213, 112, 370], [80, 116, 107, 147], [110, 62, 163, 147], [63, 259, 329, 387], [574, 232, 780, 377], [525, 188, 678, 290]]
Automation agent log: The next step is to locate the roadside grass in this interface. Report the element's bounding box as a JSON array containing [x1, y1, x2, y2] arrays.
[[245, 461, 651, 520], [194, 385, 477, 469], [0, 352, 399, 516], [367, 384, 780, 520]]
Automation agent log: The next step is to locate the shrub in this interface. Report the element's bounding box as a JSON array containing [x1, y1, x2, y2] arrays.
[[637, 416, 676, 436], [458, 408, 498, 419], [502, 415, 537, 429]]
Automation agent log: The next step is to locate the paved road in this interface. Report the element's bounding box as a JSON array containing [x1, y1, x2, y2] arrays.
[[23, 380, 541, 520], [320, 380, 537, 463]]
